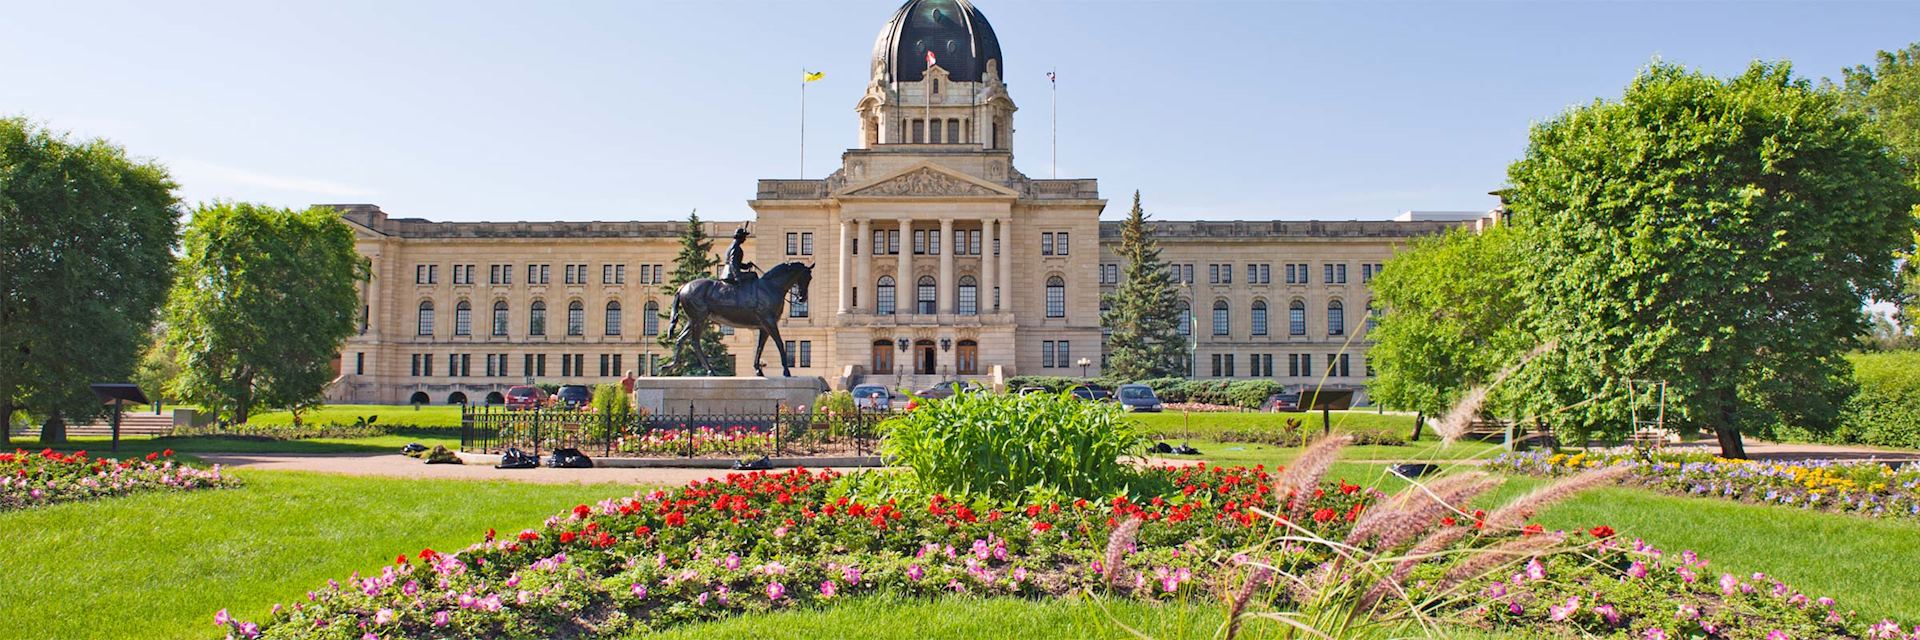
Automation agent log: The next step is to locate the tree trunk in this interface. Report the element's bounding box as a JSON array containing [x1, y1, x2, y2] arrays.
[[1411, 412, 1424, 442], [41, 412, 67, 445], [1715, 387, 1747, 459], [0, 400, 12, 446]]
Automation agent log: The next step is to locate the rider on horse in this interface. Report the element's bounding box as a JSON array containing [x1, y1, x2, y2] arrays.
[[721, 226, 758, 287]]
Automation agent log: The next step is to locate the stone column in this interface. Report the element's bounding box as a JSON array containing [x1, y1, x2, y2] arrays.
[[938, 218, 954, 315], [837, 219, 852, 314], [998, 218, 1013, 313], [897, 219, 913, 314], [855, 219, 872, 312], [978, 219, 995, 316]]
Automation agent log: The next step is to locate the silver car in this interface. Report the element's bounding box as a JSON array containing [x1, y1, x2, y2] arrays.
[[851, 384, 892, 411]]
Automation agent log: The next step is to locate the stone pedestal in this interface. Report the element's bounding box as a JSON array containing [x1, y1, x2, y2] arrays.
[[632, 376, 828, 416]]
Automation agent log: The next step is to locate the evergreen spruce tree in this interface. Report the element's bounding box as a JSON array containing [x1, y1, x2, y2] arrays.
[[658, 211, 734, 376], [1102, 191, 1189, 380]]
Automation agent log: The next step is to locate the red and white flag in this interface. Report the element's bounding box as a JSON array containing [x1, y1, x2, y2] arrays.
[[926, 50, 937, 68]]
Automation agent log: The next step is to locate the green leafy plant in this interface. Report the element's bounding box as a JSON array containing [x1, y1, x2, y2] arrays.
[[590, 384, 635, 438], [881, 391, 1148, 500]]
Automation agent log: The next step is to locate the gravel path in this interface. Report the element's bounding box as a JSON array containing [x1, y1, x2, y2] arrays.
[[196, 453, 873, 486]]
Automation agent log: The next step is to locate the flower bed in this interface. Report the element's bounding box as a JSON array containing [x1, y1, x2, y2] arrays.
[[1, 448, 237, 511], [1490, 451, 1920, 520], [224, 463, 1910, 639], [612, 426, 779, 458]]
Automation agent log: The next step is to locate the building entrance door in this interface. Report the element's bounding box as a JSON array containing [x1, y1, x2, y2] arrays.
[[914, 340, 936, 375], [871, 341, 894, 375], [956, 340, 978, 375]]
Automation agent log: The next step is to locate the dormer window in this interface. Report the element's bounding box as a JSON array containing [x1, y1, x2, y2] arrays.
[[931, 79, 940, 94]]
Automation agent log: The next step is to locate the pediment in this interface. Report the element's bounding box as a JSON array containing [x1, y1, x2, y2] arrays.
[[838, 163, 1017, 199]]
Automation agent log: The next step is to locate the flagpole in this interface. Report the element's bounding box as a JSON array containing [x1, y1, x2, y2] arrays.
[[800, 68, 807, 177], [1050, 67, 1058, 179]]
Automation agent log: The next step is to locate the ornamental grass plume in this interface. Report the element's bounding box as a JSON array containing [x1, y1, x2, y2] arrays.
[[1103, 517, 1144, 588], [1481, 464, 1628, 531], [1344, 471, 1501, 552], [1434, 340, 1557, 443], [1430, 530, 1566, 596], [1224, 564, 1276, 640], [1277, 435, 1353, 522]]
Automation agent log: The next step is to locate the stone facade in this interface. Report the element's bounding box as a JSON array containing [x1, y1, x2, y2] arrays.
[[324, 0, 1485, 405]]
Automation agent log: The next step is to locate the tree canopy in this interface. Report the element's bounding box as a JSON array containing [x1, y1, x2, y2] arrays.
[[1101, 192, 1189, 380], [1837, 42, 1920, 333], [0, 118, 180, 443], [1367, 225, 1536, 418], [164, 202, 369, 424], [658, 211, 733, 376], [1504, 62, 1919, 457]]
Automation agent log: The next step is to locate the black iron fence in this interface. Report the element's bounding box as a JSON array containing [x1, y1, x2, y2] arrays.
[[460, 404, 884, 459]]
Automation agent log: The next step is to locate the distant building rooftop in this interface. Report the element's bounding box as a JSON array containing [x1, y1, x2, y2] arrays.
[[1392, 210, 1489, 222]]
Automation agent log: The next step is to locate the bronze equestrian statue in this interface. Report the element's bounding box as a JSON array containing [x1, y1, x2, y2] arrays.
[[666, 255, 814, 377]]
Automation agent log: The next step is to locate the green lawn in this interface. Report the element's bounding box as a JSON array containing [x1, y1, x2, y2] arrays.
[[0, 470, 644, 640], [1129, 409, 1417, 439], [8, 432, 460, 457], [244, 403, 465, 427]]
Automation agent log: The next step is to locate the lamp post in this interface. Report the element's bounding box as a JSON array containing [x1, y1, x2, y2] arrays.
[[1077, 357, 1091, 379]]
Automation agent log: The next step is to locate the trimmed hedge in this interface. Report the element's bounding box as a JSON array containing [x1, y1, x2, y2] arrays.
[[1002, 376, 1286, 410], [1835, 351, 1920, 449]]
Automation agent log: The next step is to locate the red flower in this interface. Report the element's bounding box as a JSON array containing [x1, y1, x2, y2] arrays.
[[634, 525, 652, 537], [1520, 523, 1544, 537], [145, 452, 160, 462], [1339, 481, 1359, 495], [1441, 516, 1457, 527], [162, 448, 174, 457], [1588, 525, 1616, 539], [869, 514, 886, 528], [572, 504, 592, 519], [1032, 521, 1053, 533], [517, 531, 540, 542], [665, 512, 687, 527], [485, 528, 497, 541], [1312, 508, 1336, 524], [418, 548, 438, 560], [395, 554, 408, 565], [1025, 505, 1042, 517], [558, 531, 578, 544]]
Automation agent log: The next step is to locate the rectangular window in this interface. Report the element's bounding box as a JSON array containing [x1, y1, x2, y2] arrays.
[[416, 265, 426, 284], [913, 229, 926, 255], [1337, 264, 1347, 284], [799, 341, 812, 368], [616, 264, 626, 284], [787, 232, 799, 255], [560, 354, 570, 378], [1042, 341, 1056, 368], [1223, 354, 1235, 378], [411, 354, 421, 377], [1323, 264, 1335, 284], [1058, 341, 1070, 367], [993, 237, 1000, 256], [423, 354, 434, 376], [1210, 353, 1221, 377], [790, 298, 808, 317], [536, 354, 547, 377], [600, 353, 610, 377], [1300, 353, 1312, 377], [784, 341, 796, 365], [1057, 232, 1069, 255], [502, 265, 512, 285], [872, 230, 885, 255], [640, 265, 652, 284], [601, 264, 612, 284], [1339, 353, 1351, 377], [1328, 354, 1339, 377], [1222, 264, 1232, 284], [355, 352, 365, 375], [1184, 264, 1196, 284], [524, 354, 533, 377], [1041, 232, 1054, 256], [528, 265, 537, 284], [447, 354, 458, 378], [970, 229, 982, 255], [1288, 354, 1299, 377], [801, 232, 813, 256], [1208, 264, 1219, 284], [888, 230, 900, 255], [928, 229, 939, 255], [485, 354, 495, 377]]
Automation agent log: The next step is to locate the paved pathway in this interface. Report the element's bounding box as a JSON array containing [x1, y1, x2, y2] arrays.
[[196, 453, 872, 486]]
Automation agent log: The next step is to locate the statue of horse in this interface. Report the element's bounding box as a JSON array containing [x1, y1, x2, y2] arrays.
[[665, 262, 813, 377]]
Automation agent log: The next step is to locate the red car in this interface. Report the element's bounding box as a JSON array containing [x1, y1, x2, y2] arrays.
[[505, 385, 548, 410]]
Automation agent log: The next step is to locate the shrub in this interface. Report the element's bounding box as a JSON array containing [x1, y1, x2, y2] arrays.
[[590, 384, 635, 437], [1226, 380, 1281, 409], [1835, 351, 1920, 449], [881, 391, 1148, 500], [1002, 376, 1080, 393]]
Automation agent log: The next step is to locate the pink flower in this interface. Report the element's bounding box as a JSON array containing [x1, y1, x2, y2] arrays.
[[819, 580, 837, 598], [766, 581, 786, 601], [1595, 604, 1620, 626], [907, 564, 925, 581], [214, 609, 231, 626], [1720, 573, 1740, 594], [1766, 632, 1788, 640], [1676, 604, 1700, 620], [1525, 559, 1546, 581], [723, 553, 741, 571], [631, 583, 648, 599], [432, 611, 450, 627], [1548, 596, 1580, 622], [842, 566, 862, 585], [1642, 629, 1668, 640], [374, 609, 396, 625], [1627, 561, 1648, 579]]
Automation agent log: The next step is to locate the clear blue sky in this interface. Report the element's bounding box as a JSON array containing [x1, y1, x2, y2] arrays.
[[4, 0, 1915, 222]]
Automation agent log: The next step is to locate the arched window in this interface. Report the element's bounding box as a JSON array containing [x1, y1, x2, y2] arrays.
[[644, 301, 660, 336], [1251, 300, 1269, 336], [958, 276, 978, 315], [790, 296, 808, 318], [529, 301, 547, 336], [567, 301, 585, 336], [916, 276, 937, 314], [605, 301, 622, 336], [1289, 300, 1307, 336], [1045, 276, 1066, 318], [1328, 300, 1345, 336], [492, 301, 509, 336], [453, 300, 471, 336], [1212, 300, 1230, 336], [417, 301, 435, 336], [1176, 301, 1192, 336], [876, 276, 896, 315]]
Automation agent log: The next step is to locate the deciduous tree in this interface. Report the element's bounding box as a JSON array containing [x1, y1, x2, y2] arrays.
[[1367, 226, 1538, 418], [1505, 62, 1919, 458], [0, 118, 179, 444], [1101, 192, 1189, 380], [164, 202, 369, 424], [1837, 42, 1920, 332]]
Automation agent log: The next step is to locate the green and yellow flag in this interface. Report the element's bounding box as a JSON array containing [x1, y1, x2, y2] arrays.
[[803, 70, 825, 83]]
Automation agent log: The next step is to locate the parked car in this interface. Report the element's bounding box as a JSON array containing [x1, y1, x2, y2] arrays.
[[1069, 385, 1113, 402], [555, 384, 592, 409], [915, 380, 980, 400], [504, 385, 548, 410], [1264, 392, 1302, 412], [1114, 384, 1163, 412], [1016, 386, 1048, 396], [851, 384, 893, 411]]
